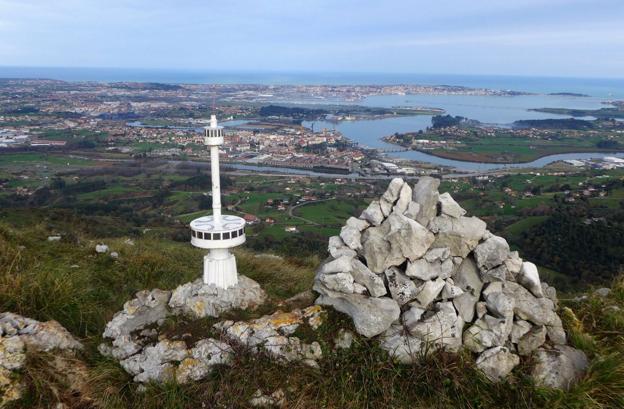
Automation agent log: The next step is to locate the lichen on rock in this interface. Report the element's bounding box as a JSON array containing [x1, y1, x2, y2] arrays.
[[100, 276, 327, 384]]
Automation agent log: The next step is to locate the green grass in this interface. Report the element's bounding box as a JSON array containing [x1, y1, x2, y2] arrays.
[[294, 198, 364, 226], [0, 153, 93, 168]]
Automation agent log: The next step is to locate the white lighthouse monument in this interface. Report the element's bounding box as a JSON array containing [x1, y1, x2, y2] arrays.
[[190, 115, 246, 289]]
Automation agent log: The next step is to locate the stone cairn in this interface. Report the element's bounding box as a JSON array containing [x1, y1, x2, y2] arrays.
[[99, 276, 325, 384], [314, 177, 588, 386]]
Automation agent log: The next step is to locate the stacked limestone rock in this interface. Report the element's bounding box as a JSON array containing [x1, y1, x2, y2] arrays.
[[314, 177, 587, 386]]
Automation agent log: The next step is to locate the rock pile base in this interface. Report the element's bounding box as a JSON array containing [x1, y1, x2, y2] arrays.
[[315, 177, 588, 387], [100, 276, 326, 384]]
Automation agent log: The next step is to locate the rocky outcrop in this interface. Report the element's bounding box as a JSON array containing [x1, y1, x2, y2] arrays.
[[169, 276, 267, 318], [314, 177, 587, 388], [215, 306, 324, 369], [0, 312, 83, 406], [100, 278, 326, 384]]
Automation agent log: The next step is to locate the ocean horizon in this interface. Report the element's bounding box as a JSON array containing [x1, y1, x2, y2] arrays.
[[1, 66, 623, 98]]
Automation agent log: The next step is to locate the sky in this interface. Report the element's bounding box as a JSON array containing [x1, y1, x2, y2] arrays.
[[0, 0, 623, 77]]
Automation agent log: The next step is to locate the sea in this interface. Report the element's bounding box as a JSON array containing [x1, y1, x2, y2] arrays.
[[2, 66, 624, 171]]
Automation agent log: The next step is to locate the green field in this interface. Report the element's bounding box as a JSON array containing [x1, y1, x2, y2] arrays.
[[0, 152, 92, 166], [294, 199, 364, 226]]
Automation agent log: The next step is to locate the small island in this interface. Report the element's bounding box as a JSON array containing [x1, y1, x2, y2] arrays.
[[548, 92, 590, 97], [530, 100, 624, 119]]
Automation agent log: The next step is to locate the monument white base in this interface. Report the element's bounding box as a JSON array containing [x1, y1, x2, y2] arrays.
[[203, 248, 238, 289]]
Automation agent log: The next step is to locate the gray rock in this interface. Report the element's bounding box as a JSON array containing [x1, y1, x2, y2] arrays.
[[393, 182, 412, 215], [406, 258, 453, 281], [353, 283, 367, 295], [517, 325, 547, 356], [594, 288, 611, 297], [215, 309, 323, 364], [340, 225, 363, 251], [531, 346, 588, 390], [350, 259, 387, 297], [441, 279, 464, 299], [503, 282, 559, 326], [476, 302, 488, 319], [106, 335, 142, 360], [504, 251, 523, 278], [424, 247, 450, 262], [438, 192, 466, 218], [411, 176, 440, 226], [176, 339, 233, 384], [334, 329, 355, 350], [0, 336, 25, 370], [346, 216, 370, 232], [453, 292, 478, 323], [103, 289, 172, 339], [2, 317, 82, 353], [360, 201, 385, 226], [518, 262, 544, 298], [169, 276, 267, 319], [319, 255, 354, 275], [403, 201, 421, 220], [380, 198, 393, 217], [319, 272, 355, 294], [474, 236, 510, 272], [484, 291, 514, 319], [541, 283, 558, 308], [328, 236, 357, 259], [454, 257, 483, 295], [385, 267, 420, 306], [408, 302, 463, 351], [414, 277, 445, 308], [315, 285, 400, 338], [249, 388, 286, 408], [429, 216, 487, 257], [120, 339, 188, 383], [546, 324, 567, 345], [382, 178, 405, 204], [110, 251, 119, 259], [510, 320, 533, 344], [95, 243, 109, 253], [481, 264, 508, 283], [482, 282, 503, 297], [383, 213, 435, 262], [402, 306, 426, 328], [380, 324, 423, 363], [476, 346, 520, 382], [361, 225, 392, 273], [463, 315, 510, 353]]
